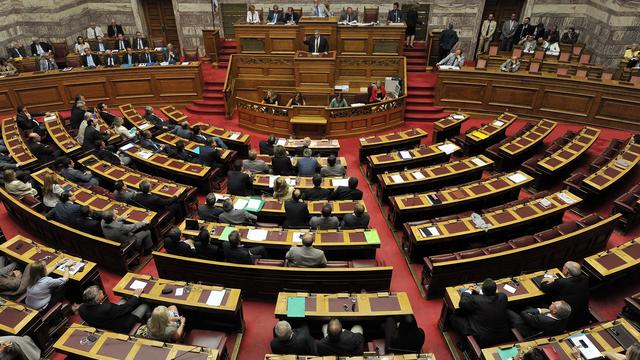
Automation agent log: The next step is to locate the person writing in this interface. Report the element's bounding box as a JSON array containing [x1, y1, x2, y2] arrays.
[[436, 48, 465, 68], [25, 261, 69, 311], [500, 55, 521, 72], [329, 93, 348, 108]]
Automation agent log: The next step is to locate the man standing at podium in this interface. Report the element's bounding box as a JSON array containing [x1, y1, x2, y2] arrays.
[[312, 0, 331, 17], [306, 30, 328, 53]]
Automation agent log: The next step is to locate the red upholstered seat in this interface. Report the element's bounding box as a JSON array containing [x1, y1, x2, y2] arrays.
[[556, 221, 579, 235], [368, 339, 386, 355], [508, 235, 537, 248], [484, 242, 514, 254], [534, 229, 560, 242], [255, 259, 285, 266], [350, 259, 376, 268], [577, 213, 601, 227], [325, 261, 349, 268], [184, 329, 227, 353], [456, 248, 487, 259]]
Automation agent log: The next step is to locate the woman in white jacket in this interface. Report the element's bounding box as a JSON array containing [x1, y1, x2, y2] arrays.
[[112, 117, 135, 140]]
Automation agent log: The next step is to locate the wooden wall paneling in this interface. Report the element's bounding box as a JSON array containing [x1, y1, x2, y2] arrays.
[[488, 84, 537, 109], [0, 91, 14, 113], [14, 85, 65, 109], [63, 79, 111, 104], [111, 77, 155, 100], [439, 81, 487, 104], [539, 90, 594, 117]]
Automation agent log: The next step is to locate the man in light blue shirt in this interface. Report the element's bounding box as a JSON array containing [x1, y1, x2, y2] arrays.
[[312, 0, 330, 17], [296, 148, 320, 176], [81, 48, 100, 68]]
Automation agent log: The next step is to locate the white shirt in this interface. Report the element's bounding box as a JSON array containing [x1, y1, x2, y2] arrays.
[[86, 26, 104, 39], [118, 40, 126, 50], [97, 42, 105, 52], [247, 11, 260, 23], [35, 44, 45, 56], [85, 53, 96, 67], [136, 38, 144, 49]]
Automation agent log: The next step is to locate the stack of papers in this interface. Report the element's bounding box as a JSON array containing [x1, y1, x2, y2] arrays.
[[247, 229, 268, 241], [471, 158, 487, 166], [331, 179, 349, 187], [120, 143, 135, 151], [419, 226, 440, 237], [287, 296, 306, 317], [160, 61, 169, 66], [497, 346, 519, 360], [492, 120, 505, 127], [569, 334, 602, 360], [268, 175, 278, 188], [219, 227, 237, 241], [438, 143, 459, 155], [292, 232, 305, 243], [229, 133, 241, 140], [390, 175, 404, 183], [399, 150, 412, 159], [214, 194, 229, 202], [206, 290, 226, 306], [502, 284, 517, 294], [275, 138, 287, 146], [137, 150, 153, 159], [453, 114, 465, 120], [129, 280, 147, 290], [558, 192, 576, 204], [181, 62, 190, 65], [233, 198, 249, 210], [364, 230, 380, 244], [470, 131, 488, 140], [245, 198, 264, 212], [44, 115, 57, 122], [539, 198, 552, 208], [507, 172, 528, 184], [412, 171, 425, 180]]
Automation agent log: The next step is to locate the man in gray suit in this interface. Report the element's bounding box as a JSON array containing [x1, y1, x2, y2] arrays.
[[500, 13, 519, 51], [219, 198, 257, 225], [309, 203, 339, 230], [286, 232, 327, 267], [101, 210, 153, 254], [38, 52, 58, 71], [242, 150, 270, 174]]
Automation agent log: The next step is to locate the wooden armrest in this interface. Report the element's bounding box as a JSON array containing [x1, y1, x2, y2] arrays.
[[129, 322, 142, 336], [466, 335, 482, 359], [41, 302, 63, 321], [589, 308, 604, 323], [511, 327, 525, 341]]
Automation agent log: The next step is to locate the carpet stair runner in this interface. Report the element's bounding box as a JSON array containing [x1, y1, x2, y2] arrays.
[[405, 42, 427, 72], [217, 39, 237, 69], [185, 64, 228, 117], [405, 72, 448, 121]]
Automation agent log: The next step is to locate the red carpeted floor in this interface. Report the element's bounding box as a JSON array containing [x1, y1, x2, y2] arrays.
[[2, 68, 639, 360]]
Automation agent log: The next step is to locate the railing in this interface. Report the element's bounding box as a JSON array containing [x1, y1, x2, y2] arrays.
[[223, 54, 238, 119]]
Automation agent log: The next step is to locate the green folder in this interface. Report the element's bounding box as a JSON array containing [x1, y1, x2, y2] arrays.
[[287, 296, 306, 318], [244, 198, 264, 212], [219, 227, 237, 241], [364, 230, 380, 244], [497, 347, 519, 360]]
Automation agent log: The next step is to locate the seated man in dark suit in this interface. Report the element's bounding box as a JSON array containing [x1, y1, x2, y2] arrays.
[[305, 30, 329, 53], [387, 2, 404, 23], [317, 318, 365, 356], [222, 230, 268, 264], [144, 106, 173, 130], [82, 119, 110, 150], [449, 278, 511, 346], [108, 19, 125, 38], [96, 103, 117, 126], [340, 203, 369, 229], [296, 148, 320, 176], [163, 227, 196, 257], [194, 228, 223, 260], [198, 193, 224, 222], [283, 189, 309, 228], [130, 180, 180, 215], [70, 101, 89, 130], [95, 140, 131, 166], [227, 160, 253, 196], [16, 105, 47, 136], [271, 321, 316, 355], [540, 261, 589, 328], [114, 34, 130, 51], [92, 36, 110, 53], [73, 205, 103, 237], [294, 137, 312, 157], [81, 48, 101, 68], [198, 138, 223, 168], [113, 180, 138, 203], [509, 301, 572, 337], [139, 130, 166, 152], [267, 5, 284, 23], [45, 191, 81, 226], [59, 158, 99, 187], [79, 285, 150, 334], [284, 7, 300, 24], [165, 140, 196, 162], [122, 48, 139, 65], [302, 174, 332, 200], [132, 32, 148, 50], [329, 177, 363, 200], [27, 133, 59, 163], [138, 47, 156, 64], [171, 121, 194, 139], [259, 135, 277, 155], [309, 203, 339, 230]]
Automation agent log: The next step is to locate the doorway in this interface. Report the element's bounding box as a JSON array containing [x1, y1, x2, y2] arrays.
[[476, 0, 526, 54], [140, 0, 180, 48], [220, 3, 248, 38], [401, 4, 430, 42]]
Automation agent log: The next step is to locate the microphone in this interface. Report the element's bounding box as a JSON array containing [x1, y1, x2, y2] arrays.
[[171, 345, 205, 360]]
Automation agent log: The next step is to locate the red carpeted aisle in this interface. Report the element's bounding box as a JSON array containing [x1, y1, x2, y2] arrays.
[[2, 68, 639, 360]]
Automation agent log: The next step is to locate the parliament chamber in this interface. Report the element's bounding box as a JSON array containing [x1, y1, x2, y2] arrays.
[[0, 2, 640, 360]]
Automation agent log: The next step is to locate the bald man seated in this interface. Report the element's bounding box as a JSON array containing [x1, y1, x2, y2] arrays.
[[316, 318, 365, 356], [540, 261, 590, 328], [270, 321, 317, 355], [508, 300, 572, 337], [286, 232, 327, 267]]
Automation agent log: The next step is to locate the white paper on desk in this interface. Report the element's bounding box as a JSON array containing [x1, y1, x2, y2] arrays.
[[351, 103, 365, 107], [569, 334, 602, 360], [229, 133, 240, 140], [175, 287, 184, 296], [233, 198, 249, 210], [138, 63, 146, 67], [391, 175, 404, 183], [292, 232, 305, 243], [332, 178, 349, 187], [160, 61, 169, 66], [129, 280, 147, 290], [276, 138, 286, 146], [139, 122, 153, 130], [399, 150, 412, 159], [137, 150, 153, 159], [44, 115, 57, 122], [247, 198, 262, 210], [422, 195, 433, 205], [286, 178, 297, 186], [453, 114, 464, 120], [181, 62, 190, 65], [427, 226, 440, 236], [247, 229, 268, 241], [438, 143, 459, 155], [215, 194, 229, 202], [206, 290, 226, 306], [120, 143, 135, 151], [412, 171, 425, 180], [470, 158, 486, 167], [492, 120, 505, 127], [438, 65, 460, 70], [558, 192, 576, 204], [268, 175, 278, 188], [59, 261, 85, 275], [507, 173, 528, 184], [503, 284, 517, 294]]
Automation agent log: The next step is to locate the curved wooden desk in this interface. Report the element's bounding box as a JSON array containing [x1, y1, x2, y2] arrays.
[[236, 96, 406, 137], [435, 67, 640, 131], [0, 63, 203, 113]]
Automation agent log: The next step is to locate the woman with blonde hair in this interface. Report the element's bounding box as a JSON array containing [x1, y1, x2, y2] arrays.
[[111, 117, 135, 140], [3, 169, 37, 197], [145, 305, 186, 342], [25, 261, 68, 311], [272, 176, 293, 201], [42, 173, 64, 210]]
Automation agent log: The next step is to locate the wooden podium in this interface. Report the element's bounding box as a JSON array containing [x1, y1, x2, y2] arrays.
[[294, 50, 336, 88], [298, 16, 338, 52]]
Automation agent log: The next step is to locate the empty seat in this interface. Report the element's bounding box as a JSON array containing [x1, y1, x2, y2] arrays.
[[563, 131, 578, 140], [350, 259, 377, 268], [508, 235, 537, 248], [577, 213, 601, 227], [255, 259, 285, 266], [556, 221, 579, 235], [616, 192, 637, 211], [184, 329, 227, 353], [427, 253, 458, 264], [563, 172, 587, 193], [325, 261, 350, 268], [456, 248, 487, 259], [484, 242, 514, 254], [534, 228, 560, 242]]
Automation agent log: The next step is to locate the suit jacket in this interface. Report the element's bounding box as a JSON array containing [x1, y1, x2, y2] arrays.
[[30, 42, 52, 56], [122, 53, 139, 65], [284, 12, 299, 23], [306, 36, 328, 53], [540, 275, 589, 326], [108, 24, 124, 38], [259, 140, 275, 155], [16, 112, 44, 131], [271, 156, 295, 175], [270, 325, 316, 354], [198, 204, 224, 222], [46, 201, 81, 225], [387, 9, 404, 22], [312, 3, 330, 17], [560, 32, 579, 44], [9, 47, 27, 58], [296, 157, 320, 176], [267, 10, 284, 23], [101, 218, 146, 243], [437, 52, 465, 67], [545, 30, 560, 43], [198, 146, 222, 168], [340, 12, 357, 22], [70, 107, 86, 129], [283, 200, 309, 228], [38, 57, 58, 71], [480, 19, 497, 39], [458, 292, 510, 345], [79, 296, 140, 333], [99, 110, 117, 126], [302, 187, 332, 201], [97, 149, 122, 165], [500, 19, 519, 40], [219, 209, 257, 225], [83, 126, 106, 149], [28, 142, 56, 162], [145, 113, 166, 128], [132, 38, 149, 50], [75, 215, 103, 236], [286, 246, 326, 267], [341, 213, 370, 229], [310, 216, 339, 230], [439, 29, 459, 50], [140, 138, 163, 152], [131, 192, 177, 213], [520, 308, 568, 336], [171, 126, 193, 139], [114, 39, 131, 51], [92, 41, 110, 52], [515, 23, 534, 41], [60, 167, 96, 186], [138, 52, 156, 63], [163, 49, 180, 64], [222, 243, 254, 264], [242, 159, 269, 174], [317, 329, 365, 356], [329, 186, 362, 200], [102, 54, 120, 67]]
